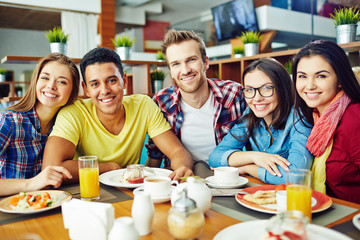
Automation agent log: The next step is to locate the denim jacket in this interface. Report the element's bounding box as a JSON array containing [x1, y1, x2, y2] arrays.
[[209, 107, 314, 184]]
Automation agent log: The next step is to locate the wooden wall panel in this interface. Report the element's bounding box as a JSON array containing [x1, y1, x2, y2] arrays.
[[99, 0, 116, 49]]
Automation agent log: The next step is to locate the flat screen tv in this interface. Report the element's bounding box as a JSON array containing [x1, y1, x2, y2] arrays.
[[211, 0, 259, 42]]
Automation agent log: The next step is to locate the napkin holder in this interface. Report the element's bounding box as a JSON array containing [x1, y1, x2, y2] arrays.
[[62, 199, 114, 240]]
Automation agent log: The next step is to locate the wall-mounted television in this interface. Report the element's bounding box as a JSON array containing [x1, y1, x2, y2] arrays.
[[211, 0, 259, 42]]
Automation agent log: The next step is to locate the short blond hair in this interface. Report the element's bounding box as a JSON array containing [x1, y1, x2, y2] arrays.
[[161, 29, 207, 63]]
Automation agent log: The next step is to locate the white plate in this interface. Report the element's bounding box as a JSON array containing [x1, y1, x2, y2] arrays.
[[235, 185, 332, 215], [213, 220, 352, 240], [99, 168, 173, 188], [353, 213, 360, 231], [0, 190, 72, 214], [205, 176, 249, 189], [133, 186, 171, 204]]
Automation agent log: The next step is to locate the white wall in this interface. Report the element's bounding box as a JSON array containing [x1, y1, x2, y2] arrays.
[[0, 28, 49, 83], [0, 0, 101, 13]]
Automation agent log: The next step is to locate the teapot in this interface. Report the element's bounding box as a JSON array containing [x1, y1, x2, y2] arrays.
[[171, 177, 212, 213]]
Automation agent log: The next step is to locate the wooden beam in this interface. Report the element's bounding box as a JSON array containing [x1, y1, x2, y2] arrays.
[[99, 0, 116, 49]]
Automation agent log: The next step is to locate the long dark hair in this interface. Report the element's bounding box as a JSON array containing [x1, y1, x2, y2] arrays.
[[233, 58, 294, 146], [292, 40, 360, 125]]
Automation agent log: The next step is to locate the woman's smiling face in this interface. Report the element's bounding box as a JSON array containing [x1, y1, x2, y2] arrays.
[[296, 55, 340, 115], [244, 69, 278, 126]]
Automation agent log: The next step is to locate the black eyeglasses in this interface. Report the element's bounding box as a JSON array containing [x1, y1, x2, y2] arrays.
[[242, 85, 275, 99]]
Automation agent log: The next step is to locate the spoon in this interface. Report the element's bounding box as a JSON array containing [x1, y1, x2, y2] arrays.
[[143, 166, 156, 175]]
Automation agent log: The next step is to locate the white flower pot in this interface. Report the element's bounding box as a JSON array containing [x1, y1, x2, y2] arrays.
[[153, 80, 163, 93], [0, 74, 6, 82], [244, 43, 259, 57], [234, 53, 244, 58], [50, 42, 67, 55], [116, 47, 132, 60], [336, 24, 357, 44]]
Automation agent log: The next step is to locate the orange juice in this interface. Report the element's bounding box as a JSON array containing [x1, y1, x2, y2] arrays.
[[79, 167, 99, 199], [287, 184, 312, 222]]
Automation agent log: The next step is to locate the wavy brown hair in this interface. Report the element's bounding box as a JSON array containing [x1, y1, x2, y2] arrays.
[[6, 53, 80, 113]]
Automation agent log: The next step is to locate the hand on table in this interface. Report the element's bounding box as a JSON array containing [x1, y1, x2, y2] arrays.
[[168, 166, 194, 182], [28, 166, 72, 190], [251, 152, 290, 177]]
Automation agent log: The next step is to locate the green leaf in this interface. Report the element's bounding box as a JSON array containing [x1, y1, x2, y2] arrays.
[[150, 69, 165, 81], [233, 45, 244, 54], [238, 31, 263, 44], [111, 35, 135, 47], [45, 26, 69, 43], [330, 7, 360, 26]]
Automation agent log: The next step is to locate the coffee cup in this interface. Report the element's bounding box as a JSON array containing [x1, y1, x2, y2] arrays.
[[214, 167, 239, 185], [276, 190, 287, 212], [144, 176, 178, 198]]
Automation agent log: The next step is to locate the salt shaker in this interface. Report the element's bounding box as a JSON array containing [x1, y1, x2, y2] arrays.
[[168, 188, 204, 240], [131, 189, 154, 236]]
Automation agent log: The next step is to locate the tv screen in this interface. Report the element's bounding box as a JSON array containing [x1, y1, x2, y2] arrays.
[[211, 0, 259, 42]]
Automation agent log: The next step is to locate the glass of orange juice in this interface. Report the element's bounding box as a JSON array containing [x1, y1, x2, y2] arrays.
[[286, 169, 312, 222], [78, 156, 100, 201]]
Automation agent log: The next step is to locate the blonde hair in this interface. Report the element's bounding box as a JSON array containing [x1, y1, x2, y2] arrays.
[[161, 29, 207, 64], [6, 53, 80, 112]]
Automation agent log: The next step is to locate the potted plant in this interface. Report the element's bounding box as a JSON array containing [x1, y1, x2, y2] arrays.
[[284, 59, 293, 79], [150, 69, 165, 93], [156, 51, 165, 61], [45, 26, 69, 54], [233, 46, 244, 58], [111, 35, 135, 60], [0, 68, 6, 82], [239, 31, 262, 57], [330, 6, 360, 44]]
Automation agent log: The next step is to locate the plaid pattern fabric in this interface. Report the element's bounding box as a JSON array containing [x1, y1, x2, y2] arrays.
[[0, 108, 47, 179], [146, 78, 246, 165]]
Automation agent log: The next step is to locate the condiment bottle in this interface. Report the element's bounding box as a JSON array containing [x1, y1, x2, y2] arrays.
[[167, 188, 204, 240], [132, 190, 154, 236]]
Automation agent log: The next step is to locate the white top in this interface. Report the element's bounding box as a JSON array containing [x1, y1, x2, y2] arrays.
[[180, 91, 216, 163]]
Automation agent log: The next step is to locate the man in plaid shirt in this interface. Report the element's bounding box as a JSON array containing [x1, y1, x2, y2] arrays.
[[146, 30, 246, 177]]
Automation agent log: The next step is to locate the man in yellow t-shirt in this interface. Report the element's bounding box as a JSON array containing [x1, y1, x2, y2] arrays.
[[42, 47, 193, 183]]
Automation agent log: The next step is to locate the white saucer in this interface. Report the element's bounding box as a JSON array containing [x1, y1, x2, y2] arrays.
[[205, 176, 249, 189], [133, 187, 171, 204]]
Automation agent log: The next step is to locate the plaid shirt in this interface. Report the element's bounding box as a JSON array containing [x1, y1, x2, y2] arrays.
[[147, 78, 246, 165], [0, 108, 48, 179]]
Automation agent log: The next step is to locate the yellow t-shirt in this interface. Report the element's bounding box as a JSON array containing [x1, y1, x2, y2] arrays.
[[50, 94, 171, 167]]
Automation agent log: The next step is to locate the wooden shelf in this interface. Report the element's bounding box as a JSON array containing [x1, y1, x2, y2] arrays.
[[1, 56, 82, 64]]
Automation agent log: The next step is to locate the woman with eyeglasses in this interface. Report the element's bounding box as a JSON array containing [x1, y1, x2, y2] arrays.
[[293, 40, 360, 203], [209, 58, 313, 184]]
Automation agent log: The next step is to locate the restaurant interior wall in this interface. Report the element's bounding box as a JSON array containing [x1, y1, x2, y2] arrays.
[[0, 28, 49, 96]]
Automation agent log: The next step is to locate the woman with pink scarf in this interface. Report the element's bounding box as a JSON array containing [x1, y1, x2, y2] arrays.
[[292, 40, 360, 203]]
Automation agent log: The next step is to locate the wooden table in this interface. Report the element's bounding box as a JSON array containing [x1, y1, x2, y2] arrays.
[[0, 177, 359, 240]]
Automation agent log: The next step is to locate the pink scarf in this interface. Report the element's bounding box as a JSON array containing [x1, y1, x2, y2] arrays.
[[306, 91, 351, 157]]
